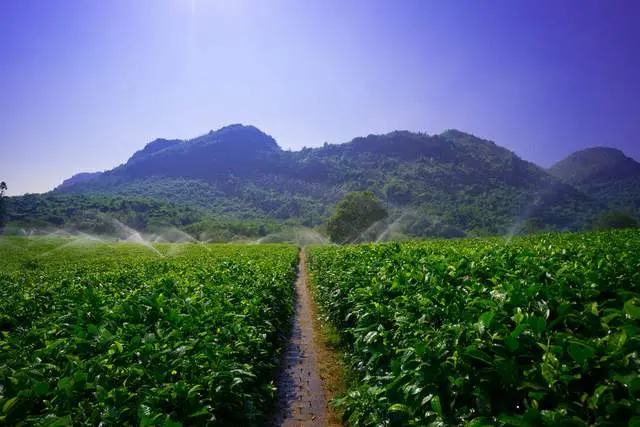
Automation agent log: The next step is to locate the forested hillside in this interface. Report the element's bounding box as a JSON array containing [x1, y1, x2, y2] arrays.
[[549, 147, 640, 213], [37, 124, 613, 237]]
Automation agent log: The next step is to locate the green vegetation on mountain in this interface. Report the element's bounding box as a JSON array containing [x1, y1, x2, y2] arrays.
[[549, 147, 640, 185], [3, 192, 282, 241], [38, 125, 606, 237], [5, 125, 638, 239], [5, 193, 204, 233], [549, 147, 640, 215]]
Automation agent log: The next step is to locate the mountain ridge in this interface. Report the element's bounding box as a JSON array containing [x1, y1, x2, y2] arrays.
[[44, 124, 623, 236], [549, 146, 640, 213], [56, 172, 103, 190], [549, 146, 640, 185]]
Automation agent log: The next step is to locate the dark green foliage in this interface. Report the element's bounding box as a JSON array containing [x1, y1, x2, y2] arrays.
[[3, 193, 282, 241], [383, 179, 412, 205], [326, 191, 388, 243], [550, 147, 640, 216], [0, 240, 298, 425], [53, 125, 608, 236], [182, 218, 283, 242], [594, 211, 638, 230], [0, 181, 7, 232], [57, 176, 328, 226], [549, 147, 640, 185], [307, 230, 640, 426], [5, 193, 205, 234]]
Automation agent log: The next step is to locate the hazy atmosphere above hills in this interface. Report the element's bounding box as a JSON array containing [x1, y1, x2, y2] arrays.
[[1, 0, 639, 196]]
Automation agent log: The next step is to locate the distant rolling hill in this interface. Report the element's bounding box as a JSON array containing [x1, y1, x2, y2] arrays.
[[25, 123, 612, 238], [549, 147, 640, 214]]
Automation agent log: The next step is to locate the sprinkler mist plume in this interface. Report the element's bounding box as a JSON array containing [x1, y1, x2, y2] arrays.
[[348, 219, 387, 244], [98, 215, 164, 256], [253, 227, 329, 246], [156, 227, 198, 243], [37, 229, 106, 257], [504, 194, 544, 244], [375, 212, 410, 243], [20, 228, 34, 237], [12, 218, 188, 258], [349, 210, 414, 244]]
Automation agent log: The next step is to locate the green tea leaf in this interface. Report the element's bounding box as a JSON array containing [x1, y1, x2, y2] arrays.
[[624, 300, 640, 320], [58, 377, 74, 391], [478, 311, 495, 328], [504, 335, 519, 352], [388, 403, 412, 414], [187, 385, 202, 398], [568, 341, 596, 366], [46, 415, 72, 427], [464, 348, 493, 365], [607, 331, 627, 351], [2, 397, 18, 415], [431, 396, 442, 416], [465, 417, 494, 427], [34, 381, 50, 396], [527, 316, 546, 334]]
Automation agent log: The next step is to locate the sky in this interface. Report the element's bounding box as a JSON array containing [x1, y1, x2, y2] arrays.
[[1, 0, 639, 195]]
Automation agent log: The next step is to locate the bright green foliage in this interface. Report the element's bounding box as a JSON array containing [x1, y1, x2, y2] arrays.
[[307, 230, 640, 426], [0, 238, 298, 426]]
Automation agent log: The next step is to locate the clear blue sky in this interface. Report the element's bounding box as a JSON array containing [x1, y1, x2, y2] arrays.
[[1, 0, 638, 195]]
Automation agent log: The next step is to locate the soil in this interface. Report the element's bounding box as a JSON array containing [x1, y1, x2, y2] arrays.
[[272, 249, 343, 427]]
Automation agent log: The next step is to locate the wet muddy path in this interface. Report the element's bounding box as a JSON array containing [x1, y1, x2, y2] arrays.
[[272, 249, 328, 426]]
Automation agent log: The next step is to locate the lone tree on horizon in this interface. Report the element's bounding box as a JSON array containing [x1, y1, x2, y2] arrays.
[[327, 191, 388, 243], [0, 181, 7, 232]]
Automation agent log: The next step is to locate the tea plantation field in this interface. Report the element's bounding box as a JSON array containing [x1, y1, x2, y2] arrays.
[[307, 230, 640, 426], [0, 238, 298, 426]]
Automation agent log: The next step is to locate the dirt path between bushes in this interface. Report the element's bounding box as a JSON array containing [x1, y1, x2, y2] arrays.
[[272, 249, 342, 427]]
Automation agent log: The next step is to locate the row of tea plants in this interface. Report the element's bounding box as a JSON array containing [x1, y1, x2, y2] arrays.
[[0, 239, 298, 426], [307, 230, 640, 426]]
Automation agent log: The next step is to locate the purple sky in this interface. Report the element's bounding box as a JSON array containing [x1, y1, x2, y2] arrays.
[[1, 0, 639, 195]]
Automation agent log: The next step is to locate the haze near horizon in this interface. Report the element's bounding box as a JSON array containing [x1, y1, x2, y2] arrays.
[[1, 0, 639, 195]]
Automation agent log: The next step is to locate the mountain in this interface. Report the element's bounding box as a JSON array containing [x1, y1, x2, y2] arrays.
[[56, 172, 102, 190], [549, 147, 640, 213], [127, 138, 183, 165], [43, 124, 603, 237], [549, 147, 640, 184]]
